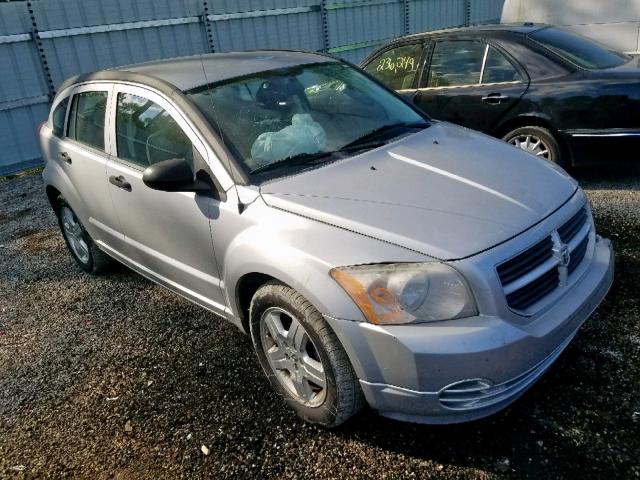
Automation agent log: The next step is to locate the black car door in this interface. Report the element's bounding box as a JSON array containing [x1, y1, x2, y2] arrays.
[[361, 41, 426, 101], [414, 39, 530, 132]]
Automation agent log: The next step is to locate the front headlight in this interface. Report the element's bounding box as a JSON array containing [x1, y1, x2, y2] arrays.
[[330, 263, 477, 325]]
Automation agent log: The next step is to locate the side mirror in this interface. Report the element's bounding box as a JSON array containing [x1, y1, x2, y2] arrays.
[[142, 158, 216, 196]]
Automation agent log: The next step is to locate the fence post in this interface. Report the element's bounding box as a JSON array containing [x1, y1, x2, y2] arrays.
[[26, 1, 55, 99], [403, 0, 410, 35], [464, 0, 471, 26], [201, 1, 216, 53], [320, 0, 329, 53]]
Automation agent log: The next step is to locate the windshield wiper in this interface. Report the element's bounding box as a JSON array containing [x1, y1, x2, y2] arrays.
[[341, 121, 429, 150], [249, 150, 336, 175], [249, 122, 428, 176]]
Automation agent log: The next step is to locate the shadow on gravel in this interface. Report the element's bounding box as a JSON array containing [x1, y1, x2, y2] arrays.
[[573, 164, 640, 189]]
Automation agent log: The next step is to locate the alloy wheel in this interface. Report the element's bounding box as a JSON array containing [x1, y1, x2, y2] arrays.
[[260, 307, 327, 407], [60, 206, 90, 264], [508, 134, 551, 160]]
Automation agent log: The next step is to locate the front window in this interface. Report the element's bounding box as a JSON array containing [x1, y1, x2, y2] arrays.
[[187, 62, 427, 179], [115, 93, 193, 168], [530, 27, 629, 70]]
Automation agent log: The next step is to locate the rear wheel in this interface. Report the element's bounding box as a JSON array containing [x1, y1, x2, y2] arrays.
[[55, 197, 113, 274], [503, 126, 564, 167], [249, 281, 364, 427]]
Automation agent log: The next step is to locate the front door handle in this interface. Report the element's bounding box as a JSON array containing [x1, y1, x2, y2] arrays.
[[58, 151, 72, 164], [481, 93, 510, 105], [109, 175, 132, 192]]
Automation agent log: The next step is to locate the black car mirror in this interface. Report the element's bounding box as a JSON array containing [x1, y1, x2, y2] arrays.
[[143, 158, 221, 198]]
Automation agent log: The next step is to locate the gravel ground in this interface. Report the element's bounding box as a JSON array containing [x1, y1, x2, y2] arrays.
[[0, 168, 639, 479]]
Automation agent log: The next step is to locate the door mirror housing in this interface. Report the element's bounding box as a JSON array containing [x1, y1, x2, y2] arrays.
[[142, 158, 222, 199]]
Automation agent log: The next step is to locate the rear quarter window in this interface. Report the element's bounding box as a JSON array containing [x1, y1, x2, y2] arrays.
[[51, 97, 69, 137]]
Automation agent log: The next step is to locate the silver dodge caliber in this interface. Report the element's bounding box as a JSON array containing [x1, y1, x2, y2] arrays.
[[39, 51, 614, 427]]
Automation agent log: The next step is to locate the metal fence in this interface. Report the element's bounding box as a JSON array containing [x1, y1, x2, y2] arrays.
[[0, 0, 504, 175]]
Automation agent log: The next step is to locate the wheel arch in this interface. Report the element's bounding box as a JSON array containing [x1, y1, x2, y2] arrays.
[[235, 272, 278, 334], [492, 114, 573, 165], [45, 184, 62, 210]]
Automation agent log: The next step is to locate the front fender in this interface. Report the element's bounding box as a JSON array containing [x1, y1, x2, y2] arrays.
[[220, 201, 430, 326]]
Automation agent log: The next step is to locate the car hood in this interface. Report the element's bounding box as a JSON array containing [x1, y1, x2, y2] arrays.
[[260, 122, 577, 260]]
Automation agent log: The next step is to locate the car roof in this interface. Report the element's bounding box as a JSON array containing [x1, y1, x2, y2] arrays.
[[109, 50, 336, 92], [399, 23, 547, 41]]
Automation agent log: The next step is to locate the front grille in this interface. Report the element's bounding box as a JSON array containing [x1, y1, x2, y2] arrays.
[[558, 207, 588, 243], [496, 206, 591, 312], [505, 267, 559, 310], [569, 233, 589, 274]]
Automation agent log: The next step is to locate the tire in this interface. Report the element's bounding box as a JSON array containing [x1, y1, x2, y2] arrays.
[[249, 281, 364, 427], [54, 196, 114, 274], [502, 126, 565, 167]]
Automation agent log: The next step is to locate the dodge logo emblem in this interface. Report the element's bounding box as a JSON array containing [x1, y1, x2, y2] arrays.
[[558, 244, 571, 268]]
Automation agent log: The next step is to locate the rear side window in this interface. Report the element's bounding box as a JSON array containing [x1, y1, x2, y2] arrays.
[[425, 40, 486, 88], [52, 97, 69, 137], [482, 47, 522, 83], [364, 43, 423, 90], [115, 93, 193, 168], [67, 91, 107, 150]]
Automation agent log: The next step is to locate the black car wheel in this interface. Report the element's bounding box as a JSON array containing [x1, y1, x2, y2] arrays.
[[249, 280, 364, 427], [503, 126, 564, 166]]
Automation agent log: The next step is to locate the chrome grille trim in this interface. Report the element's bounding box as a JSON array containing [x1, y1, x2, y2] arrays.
[[496, 206, 591, 312]]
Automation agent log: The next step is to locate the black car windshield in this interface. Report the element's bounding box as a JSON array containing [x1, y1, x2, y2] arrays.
[[186, 62, 427, 177], [530, 27, 630, 70]]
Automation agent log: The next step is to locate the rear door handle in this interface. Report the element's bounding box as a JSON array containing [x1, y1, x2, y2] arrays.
[[58, 151, 72, 164], [481, 93, 510, 104], [109, 175, 132, 192]]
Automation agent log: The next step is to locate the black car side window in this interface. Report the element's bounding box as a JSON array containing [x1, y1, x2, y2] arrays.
[[482, 46, 522, 84], [424, 40, 486, 88], [364, 43, 423, 90], [116, 93, 193, 168], [67, 91, 108, 150], [52, 96, 69, 138]]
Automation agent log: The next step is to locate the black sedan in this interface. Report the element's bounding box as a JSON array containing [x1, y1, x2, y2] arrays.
[[361, 24, 640, 167]]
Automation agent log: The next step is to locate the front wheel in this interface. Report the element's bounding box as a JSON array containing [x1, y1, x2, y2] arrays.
[[249, 281, 364, 427], [503, 126, 564, 167]]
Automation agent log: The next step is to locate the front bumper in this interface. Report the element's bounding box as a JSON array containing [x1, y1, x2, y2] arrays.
[[325, 236, 614, 424]]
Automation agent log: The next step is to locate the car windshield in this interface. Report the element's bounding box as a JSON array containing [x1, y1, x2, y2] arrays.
[[530, 27, 630, 70], [186, 62, 427, 178]]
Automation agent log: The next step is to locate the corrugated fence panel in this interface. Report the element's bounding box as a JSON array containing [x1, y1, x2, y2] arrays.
[[209, 0, 319, 14], [0, 0, 504, 175], [469, 0, 504, 24], [213, 11, 323, 53], [0, 103, 51, 174], [0, 2, 50, 174], [410, 0, 467, 34], [32, 0, 208, 89]]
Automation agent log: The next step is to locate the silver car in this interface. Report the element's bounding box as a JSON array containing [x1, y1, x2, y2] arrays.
[[39, 51, 614, 427]]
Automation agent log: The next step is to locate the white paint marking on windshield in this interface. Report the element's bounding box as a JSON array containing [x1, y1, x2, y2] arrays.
[[388, 151, 535, 213]]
